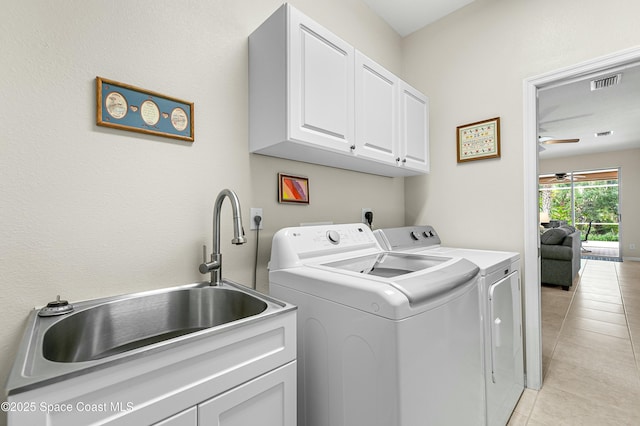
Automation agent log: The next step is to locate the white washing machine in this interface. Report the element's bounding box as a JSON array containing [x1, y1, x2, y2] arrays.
[[375, 226, 524, 426], [269, 223, 485, 426]]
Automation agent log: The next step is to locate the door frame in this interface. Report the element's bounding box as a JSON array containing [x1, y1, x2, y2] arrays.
[[522, 46, 640, 390]]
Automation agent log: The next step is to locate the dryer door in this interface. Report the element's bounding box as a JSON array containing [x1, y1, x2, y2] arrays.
[[487, 271, 525, 426]]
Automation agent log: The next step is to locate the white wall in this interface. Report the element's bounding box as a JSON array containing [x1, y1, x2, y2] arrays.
[[402, 0, 640, 388], [541, 149, 640, 260], [0, 0, 404, 416], [403, 0, 640, 253], [6, 0, 640, 417]]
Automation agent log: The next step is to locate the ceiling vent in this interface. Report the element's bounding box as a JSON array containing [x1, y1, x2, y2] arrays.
[[590, 73, 622, 91], [595, 130, 613, 137]]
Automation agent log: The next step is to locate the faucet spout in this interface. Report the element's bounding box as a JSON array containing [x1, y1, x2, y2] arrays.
[[201, 189, 246, 286], [213, 189, 247, 253]]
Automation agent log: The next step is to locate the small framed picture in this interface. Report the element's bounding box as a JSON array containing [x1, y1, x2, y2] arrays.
[[456, 117, 500, 163], [278, 173, 309, 204]]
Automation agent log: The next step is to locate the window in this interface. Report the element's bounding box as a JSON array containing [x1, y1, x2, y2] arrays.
[[539, 169, 619, 243]]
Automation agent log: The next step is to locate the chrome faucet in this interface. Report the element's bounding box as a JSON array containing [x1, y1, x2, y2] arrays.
[[199, 189, 247, 285]]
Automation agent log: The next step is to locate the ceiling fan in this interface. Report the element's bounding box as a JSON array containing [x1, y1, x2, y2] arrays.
[[539, 172, 585, 184]]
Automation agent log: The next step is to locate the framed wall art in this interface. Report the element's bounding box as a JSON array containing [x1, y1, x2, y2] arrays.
[[96, 77, 194, 142], [278, 173, 309, 204], [456, 117, 500, 163]]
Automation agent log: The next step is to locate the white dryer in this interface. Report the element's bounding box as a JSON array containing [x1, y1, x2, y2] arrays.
[[375, 226, 524, 426], [269, 223, 485, 426]]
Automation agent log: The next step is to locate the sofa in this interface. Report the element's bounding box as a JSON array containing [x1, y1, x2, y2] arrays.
[[540, 225, 581, 291]]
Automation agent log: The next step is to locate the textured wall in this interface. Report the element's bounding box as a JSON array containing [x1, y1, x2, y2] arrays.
[[403, 0, 640, 253], [0, 0, 404, 418]]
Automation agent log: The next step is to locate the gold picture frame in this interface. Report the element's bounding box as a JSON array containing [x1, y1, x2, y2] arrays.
[[456, 117, 500, 163], [278, 173, 309, 204], [96, 77, 194, 142]]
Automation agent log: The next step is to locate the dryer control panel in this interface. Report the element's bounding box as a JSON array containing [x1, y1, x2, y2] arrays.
[[375, 225, 442, 251]]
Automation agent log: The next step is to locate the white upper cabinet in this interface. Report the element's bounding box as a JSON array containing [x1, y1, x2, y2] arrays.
[[288, 6, 355, 152], [354, 51, 399, 165], [399, 81, 429, 173], [249, 4, 428, 177]]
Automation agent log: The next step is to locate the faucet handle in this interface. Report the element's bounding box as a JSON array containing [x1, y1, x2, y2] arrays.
[[199, 244, 220, 274], [199, 260, 219, 274]]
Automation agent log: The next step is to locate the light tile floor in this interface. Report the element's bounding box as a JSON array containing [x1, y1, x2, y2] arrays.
[[508, 259, 640, 425]]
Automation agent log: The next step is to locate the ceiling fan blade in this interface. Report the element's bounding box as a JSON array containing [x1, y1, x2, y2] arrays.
[[539, 172, 587, 185], [540, 177, 564, 184], [540, 138, 580, 144]]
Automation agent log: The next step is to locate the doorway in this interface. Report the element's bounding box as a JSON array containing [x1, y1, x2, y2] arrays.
[[523, 47, 640, 390]]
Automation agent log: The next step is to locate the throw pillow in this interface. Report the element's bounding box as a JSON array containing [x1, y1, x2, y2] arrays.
[[541, 227, 569, 245]]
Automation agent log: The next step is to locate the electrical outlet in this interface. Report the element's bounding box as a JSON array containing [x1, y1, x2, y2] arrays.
[[630, 243, 637, 250], [250, 208, 263, 230], [362, 208, 373, 224]]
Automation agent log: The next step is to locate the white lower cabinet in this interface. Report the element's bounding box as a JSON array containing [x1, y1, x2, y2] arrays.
[[154, 407, 197, 426], [153, 362, 296, 426], [198, 362, 296, 426], [8, 311, 297, 426]]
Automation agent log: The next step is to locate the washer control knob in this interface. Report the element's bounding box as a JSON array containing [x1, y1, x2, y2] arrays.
[[410, 231, 420, 240], [327, 230, 340, 244]]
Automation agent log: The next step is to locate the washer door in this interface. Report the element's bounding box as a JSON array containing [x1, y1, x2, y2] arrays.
[[322, 252, 448, 277], [322, 253, 480, 304]]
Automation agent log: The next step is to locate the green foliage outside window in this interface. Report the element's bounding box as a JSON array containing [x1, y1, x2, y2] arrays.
[[539, 179, 619, 242]]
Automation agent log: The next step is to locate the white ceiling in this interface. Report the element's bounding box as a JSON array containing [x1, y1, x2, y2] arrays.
[[364, 0, 640, 160], [362, 0, 476, 37], [538, 62, 640, 159]]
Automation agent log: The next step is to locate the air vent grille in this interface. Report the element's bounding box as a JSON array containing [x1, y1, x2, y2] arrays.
[[590, 73, 622, 91], [595, 130, 613, 137]]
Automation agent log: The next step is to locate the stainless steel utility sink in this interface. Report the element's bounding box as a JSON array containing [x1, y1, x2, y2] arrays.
[[42, 287, 268, 363], [6, 280, 295, 395]]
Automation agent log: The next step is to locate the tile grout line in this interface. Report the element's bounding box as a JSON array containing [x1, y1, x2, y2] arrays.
[[568, 260, 632, 340], [519, 261, 587, 424], [540, 260, 585, 383], [520, 260, 640, 425]]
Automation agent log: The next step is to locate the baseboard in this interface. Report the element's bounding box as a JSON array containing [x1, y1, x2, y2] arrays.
[[622, 257, 640, 262]]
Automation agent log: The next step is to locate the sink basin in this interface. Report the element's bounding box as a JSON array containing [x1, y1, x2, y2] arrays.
[[6, 280, 295, 395], [43, 287, 268, 363]]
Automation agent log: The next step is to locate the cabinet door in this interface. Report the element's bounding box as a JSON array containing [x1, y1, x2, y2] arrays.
[[288, 6, 355, 153], [399, 81, 429, 172], [354, 51, 399, 164], [198, 362, 296, 426], [153, 407, 197, 426]]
